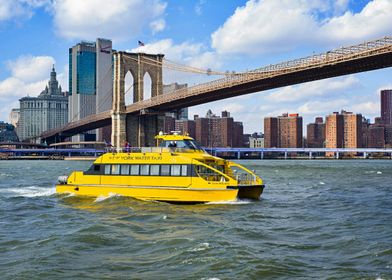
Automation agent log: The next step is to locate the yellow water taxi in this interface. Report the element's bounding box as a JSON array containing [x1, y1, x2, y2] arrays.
[[56, 133, 265, 203]]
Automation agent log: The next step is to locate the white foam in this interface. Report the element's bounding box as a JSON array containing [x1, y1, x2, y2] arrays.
[[206, 199, 252, 205], [4, 186, 56, 198], [94, 192, 120, 202], [377, 171, 382, 174], [189, 242, 210, 252], [319, 181, 325, 185]]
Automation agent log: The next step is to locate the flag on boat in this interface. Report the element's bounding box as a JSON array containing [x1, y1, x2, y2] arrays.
[[138, 40, 145, 47]]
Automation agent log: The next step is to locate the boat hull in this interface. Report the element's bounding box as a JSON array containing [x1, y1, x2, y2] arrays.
[[56, 184, 240, 203], [236, 185, 265, 200]]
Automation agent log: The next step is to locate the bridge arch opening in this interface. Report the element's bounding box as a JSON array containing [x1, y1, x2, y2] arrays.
[[143, 72, 152, 100], [124, 70, 134, 105]]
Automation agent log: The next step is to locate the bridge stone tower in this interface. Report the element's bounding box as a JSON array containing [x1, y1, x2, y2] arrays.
[[111, 51, 165, 149]]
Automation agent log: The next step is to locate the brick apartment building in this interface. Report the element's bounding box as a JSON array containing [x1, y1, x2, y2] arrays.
[[325, 111, 362, 155], [307, 117, 325, 148], [163, 110, 244, 147], [264, 113, 303, 148]]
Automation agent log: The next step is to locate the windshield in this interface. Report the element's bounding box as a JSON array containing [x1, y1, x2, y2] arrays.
[[160, 140, 203, 150]]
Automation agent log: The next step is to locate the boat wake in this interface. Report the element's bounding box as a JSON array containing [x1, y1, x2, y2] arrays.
[[206, 199, 253, 205], [2, 186, 56, 198], [94, 193, 121, 203]]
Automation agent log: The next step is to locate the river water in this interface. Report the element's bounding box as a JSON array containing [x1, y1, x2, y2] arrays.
[[0, 160, 391, 279]]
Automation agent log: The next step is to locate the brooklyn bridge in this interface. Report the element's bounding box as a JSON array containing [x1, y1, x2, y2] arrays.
[[40, 36, 392, 149]]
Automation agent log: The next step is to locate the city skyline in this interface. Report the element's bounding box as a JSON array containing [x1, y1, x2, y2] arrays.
[[1, 0, 392, 133]]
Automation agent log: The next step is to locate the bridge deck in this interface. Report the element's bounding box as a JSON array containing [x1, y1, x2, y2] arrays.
[[40, 36, 392, 141]]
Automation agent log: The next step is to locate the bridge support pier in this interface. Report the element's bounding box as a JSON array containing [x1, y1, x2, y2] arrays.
[[112, 112, 127, 151], [126, 114, 165, 147]]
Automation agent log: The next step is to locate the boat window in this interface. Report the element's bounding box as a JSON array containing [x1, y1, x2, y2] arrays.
[[150, 165, 160, 176], [140, 165, 150, 175], [84, 164, 101, 175], [171, 165, 181, 176], [112, 164, 120, 175], [161, 165, 170, 176], [120, 165, 130, 175], [130, 165, 139, 175], [181, 165, 188, 176], [104, 165, 111, 175], [195, 165, 226, 182]]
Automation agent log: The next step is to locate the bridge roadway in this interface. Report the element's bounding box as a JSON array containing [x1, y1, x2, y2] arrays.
[[41, 36, 392, 141], [1, 147, 391, 159], [206, 147, 392, 159]]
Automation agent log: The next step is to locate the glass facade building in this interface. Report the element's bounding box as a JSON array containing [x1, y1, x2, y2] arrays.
[[68, 39, 113, 141]]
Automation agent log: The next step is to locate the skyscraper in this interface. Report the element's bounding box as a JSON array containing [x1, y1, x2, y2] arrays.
[[68, 38, 113, 141], [381, 89, 392, 125]]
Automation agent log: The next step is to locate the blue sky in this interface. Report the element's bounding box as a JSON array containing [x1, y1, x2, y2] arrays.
[[0, 0, 392, 133]]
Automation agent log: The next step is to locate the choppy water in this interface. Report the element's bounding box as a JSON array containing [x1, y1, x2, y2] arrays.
[[0, 160, 391, 279]]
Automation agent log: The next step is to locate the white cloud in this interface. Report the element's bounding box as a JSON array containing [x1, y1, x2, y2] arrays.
[[52, 0, 167, 41], [298, 99, 350, 115], [130, 39, 222, 69], [0, 0, 49, 21], [0, 55, 68, 121], [0, 0, 32, 21], [265, 75, 360, 102], [195, 0, 206, 16], [150, 19, 166, 34], [351, 101, 379, 115], [7, 55, 55, 83], [211, 0, 392, 55]]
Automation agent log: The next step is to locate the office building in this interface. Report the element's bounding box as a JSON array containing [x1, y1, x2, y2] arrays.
[[307, 117, 325, 148], [68, 38, 113, 141], [381, 89, 392, 125], [17, 66, 68, 141], [9, 108, 20, 128], [163, 83, 188, 120]]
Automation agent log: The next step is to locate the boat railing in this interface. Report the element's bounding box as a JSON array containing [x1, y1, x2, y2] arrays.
[[235, 173, 258, 185], [229, 162, 261, 186], [106, 147, 203, 154]]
